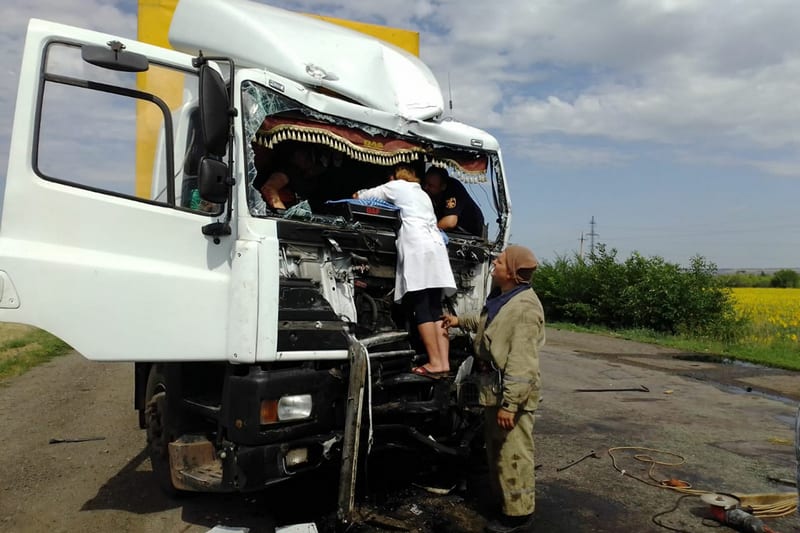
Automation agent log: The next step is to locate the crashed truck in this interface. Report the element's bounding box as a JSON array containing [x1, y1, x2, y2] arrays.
[[0, 0, 512, 506]]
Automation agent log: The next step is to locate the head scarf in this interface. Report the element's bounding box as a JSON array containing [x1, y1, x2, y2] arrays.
[[483, 245, 539, 324], [504, 245, 538, 284]]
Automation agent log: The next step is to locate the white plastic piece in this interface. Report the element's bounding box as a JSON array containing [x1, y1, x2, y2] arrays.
[[0, 271, 20, 309], [275, 524, 319, 533], [700, 492, 739, 510]]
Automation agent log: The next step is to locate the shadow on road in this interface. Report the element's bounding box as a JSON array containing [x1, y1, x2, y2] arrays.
[[80, 445, 494, 533], [81, 448, 182, 514], [81, 447, 340, 532]]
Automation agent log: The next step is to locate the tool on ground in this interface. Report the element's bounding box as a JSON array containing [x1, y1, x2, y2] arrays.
[[574, 385, 649, 392], [709, 506, 774, 533], [556, 449, 600, 472], [48, 436, 106, 444], [701, 493, 781, 533]]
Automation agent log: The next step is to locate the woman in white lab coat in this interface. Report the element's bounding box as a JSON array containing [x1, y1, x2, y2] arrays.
[[355, 163, 456, 376]]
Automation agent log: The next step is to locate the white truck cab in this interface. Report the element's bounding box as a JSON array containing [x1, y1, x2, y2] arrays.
[[0, 0, 511, 502]]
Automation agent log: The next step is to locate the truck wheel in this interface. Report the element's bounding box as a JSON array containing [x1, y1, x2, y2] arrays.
[[145, 364, 180, 496]]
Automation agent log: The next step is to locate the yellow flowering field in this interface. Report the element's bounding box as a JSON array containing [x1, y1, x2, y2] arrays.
[[730, 288, 800, 345]]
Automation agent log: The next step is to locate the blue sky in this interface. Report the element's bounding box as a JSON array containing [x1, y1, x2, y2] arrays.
[[1, 0, 798, 269]]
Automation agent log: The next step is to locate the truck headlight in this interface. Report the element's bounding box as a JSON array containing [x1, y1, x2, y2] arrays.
[[260, 394, 313, 424], [278, 394, 313, 420]]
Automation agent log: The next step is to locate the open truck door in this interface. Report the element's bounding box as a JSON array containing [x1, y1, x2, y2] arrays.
[[0, 20, 238, 362]]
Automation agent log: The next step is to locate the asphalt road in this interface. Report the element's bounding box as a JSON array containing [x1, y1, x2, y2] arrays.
[[0, 328, 797, 533]]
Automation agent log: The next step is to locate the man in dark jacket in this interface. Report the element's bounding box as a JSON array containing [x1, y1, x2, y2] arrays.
[[423, 167, 485, 237]]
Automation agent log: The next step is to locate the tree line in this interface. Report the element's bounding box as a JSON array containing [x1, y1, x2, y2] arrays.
[[530, 246, 743, 342], [717, 269, 799, 288]]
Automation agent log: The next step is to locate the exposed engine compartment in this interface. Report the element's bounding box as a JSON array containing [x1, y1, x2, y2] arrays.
[[275, 215, 490, 353]]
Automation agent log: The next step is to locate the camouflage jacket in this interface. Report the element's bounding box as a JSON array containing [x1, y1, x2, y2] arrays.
[[459, 287, 546, 412]]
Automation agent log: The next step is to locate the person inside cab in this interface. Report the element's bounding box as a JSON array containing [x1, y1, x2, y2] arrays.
[[423, 167, 485, 237], [252, 142, 326, 211]]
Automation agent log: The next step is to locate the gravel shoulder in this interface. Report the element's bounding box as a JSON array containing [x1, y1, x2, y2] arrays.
[[0, 328, 797, 532]]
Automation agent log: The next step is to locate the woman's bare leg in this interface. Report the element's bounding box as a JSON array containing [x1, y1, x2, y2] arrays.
[[434, 320, 450, 371], [417, 321, 448, 372]]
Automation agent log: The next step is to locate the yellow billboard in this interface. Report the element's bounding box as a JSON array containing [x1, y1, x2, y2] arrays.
[[136, 0, 181, 199], [135, 0, 419, 198]]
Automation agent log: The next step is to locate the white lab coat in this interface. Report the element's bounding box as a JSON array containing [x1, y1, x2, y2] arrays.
[[357, 180, 456, 302]]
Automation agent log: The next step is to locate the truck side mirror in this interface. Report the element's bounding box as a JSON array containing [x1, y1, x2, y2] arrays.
[[197, 156, 228, 204], [198, 63, 229, 157]]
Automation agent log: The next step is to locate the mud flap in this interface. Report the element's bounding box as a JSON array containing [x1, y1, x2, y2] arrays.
[[168, 435, 224, 492]]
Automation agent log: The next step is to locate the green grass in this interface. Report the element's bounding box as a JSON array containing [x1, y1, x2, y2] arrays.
[[549, 321, 800, 371], [0, 324, 72, 382]]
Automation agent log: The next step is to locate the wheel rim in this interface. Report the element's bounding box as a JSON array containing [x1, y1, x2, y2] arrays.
[[146, 390, 168, 459]]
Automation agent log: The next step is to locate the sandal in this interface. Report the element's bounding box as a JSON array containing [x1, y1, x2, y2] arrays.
[[411, 366, 450, 379]]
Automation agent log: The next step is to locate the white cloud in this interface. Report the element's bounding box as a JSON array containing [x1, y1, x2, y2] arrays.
[[508, 138, 631, 168], [0, 0, 795, 268], [0, 0, 136, 175], [262, 1, 800, 178], [3, 0, 800, 183], [413, 0, 800, 158], [279, 0, 800, 175]]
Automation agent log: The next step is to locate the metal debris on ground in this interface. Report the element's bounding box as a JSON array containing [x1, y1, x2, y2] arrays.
[[363, 512, 412, 531], [766, 476, 797, 487], [411, 482, 456, 495], [574, 385, 650, 392], [556, 449, 600, 472], [48, 436, 105, 444]]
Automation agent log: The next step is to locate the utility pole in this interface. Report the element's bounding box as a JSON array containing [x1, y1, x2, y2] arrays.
[[579, 232, 585, 259], [588, 216, 599, 255]]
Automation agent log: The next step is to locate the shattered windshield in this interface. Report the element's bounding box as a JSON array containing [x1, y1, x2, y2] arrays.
[[241, 80, 505, 243]]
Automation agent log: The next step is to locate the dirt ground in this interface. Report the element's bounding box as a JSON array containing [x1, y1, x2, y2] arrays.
[[0, 328, 797, 533]]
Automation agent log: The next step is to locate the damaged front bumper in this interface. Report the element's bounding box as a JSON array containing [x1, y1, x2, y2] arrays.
[[167, 334, 480, 493], [167, 432, 342, 492]]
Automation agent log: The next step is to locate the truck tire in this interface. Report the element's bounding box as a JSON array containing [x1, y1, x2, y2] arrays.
[[145, 364, 180, 496]]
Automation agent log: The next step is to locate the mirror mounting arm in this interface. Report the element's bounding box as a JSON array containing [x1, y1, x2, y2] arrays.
[[220, 57, 236, 243], [195, 51, 237, 243], [202, 221, 232, 244]]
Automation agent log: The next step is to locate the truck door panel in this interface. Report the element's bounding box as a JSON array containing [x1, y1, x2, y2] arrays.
[[0, 20, 233, 361]]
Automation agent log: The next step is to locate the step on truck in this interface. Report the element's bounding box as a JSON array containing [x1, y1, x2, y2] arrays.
[[0, 0, 512, 520]]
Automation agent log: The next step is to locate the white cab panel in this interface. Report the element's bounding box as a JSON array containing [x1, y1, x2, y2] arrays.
[[0, 20, 234, 361]]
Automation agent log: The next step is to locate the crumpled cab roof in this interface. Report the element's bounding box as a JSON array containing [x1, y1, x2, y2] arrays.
[[169, 0, 445, 121]]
